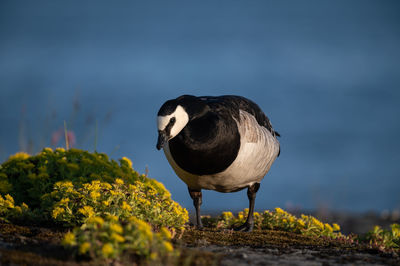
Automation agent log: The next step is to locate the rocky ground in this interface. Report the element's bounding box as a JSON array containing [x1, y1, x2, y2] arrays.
[[179, 228, 399, 266], [197, 245, 397, 266]]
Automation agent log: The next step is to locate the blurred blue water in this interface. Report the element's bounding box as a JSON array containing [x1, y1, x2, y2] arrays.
[[1, 0, 399, 212]]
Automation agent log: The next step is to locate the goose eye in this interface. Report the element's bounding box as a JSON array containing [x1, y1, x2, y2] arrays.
[[170, 117, 176, 123]]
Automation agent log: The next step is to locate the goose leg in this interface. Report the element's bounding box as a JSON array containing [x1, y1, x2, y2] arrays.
[[234, 182, 260, 232], [188, 187, 203, 229]]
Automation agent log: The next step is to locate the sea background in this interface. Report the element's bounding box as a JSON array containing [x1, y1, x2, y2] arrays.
[[1, 0, 399, 214]]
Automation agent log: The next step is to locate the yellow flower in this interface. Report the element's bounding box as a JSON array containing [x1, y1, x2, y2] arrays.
[[163, 241, 174, 252], [115, 178, 124, 185], [110, 190, 119, 196], [298, 219, 305, 227], [64, 181, 74, 188], [109, 223, 123, 234], [121, 201, 132, 211], [391, 224, 400, 237], [138, 197, 151, 206], [102, 183, 112, 190], [8, 152, 30, 160], [55, 181, 73, 191], [275, 207, 286, 214], [90, 180, 101, 189], [90, 191, 100, 200], [332, 223, 341, 231], [160, 227, 172, 239], [101, 243, 114, 257], [21, 203, 29, 210], [52, 207, 65, 219], [222, 211, 234, 220], [60, 198, 70, 205], [151, 179, 171, 198], [121, 157, 133, 168], [373, 225, 381, 233], [133, 218, 153, 239], [324, 223, 333, 232], [5, 194, 14, 204], [88, 216, 104, 226], [311, 217, 324, 230], [147, 187, 157, 196], [78, 206, 95, 217], [128, 184, 137, 191], [43, 147, 53, 153], [79, 242, 91, 254], [3, 196, 14, 208], [111, 233, 125, 243], [56, 147, 65, 152], [102, 201, 110, 207], [62, 232, 76, 246]]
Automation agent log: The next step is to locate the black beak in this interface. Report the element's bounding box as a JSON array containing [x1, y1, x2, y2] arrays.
[[156, 131, 168, 150]]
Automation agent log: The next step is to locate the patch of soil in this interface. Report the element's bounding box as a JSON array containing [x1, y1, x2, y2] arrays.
[[0, 222, 84, 265], [178, 228, 399, 265]]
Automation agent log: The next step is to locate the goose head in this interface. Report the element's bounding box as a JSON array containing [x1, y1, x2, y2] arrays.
[[156, 95, 209, 150]]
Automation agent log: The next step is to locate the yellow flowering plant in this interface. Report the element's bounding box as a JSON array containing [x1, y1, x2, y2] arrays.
[[64, 214, 177, 260], [0, 148, 142, 209], [0, 194, 30, 222], [49, 179, 188, 229], [0, 148, 188, 261], [364, 223, 400, 251], [211, 207, 343, 239], [0, 148, 188, 228]]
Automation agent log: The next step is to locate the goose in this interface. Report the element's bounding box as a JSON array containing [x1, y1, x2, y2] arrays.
[[156, 95, 280, 232]]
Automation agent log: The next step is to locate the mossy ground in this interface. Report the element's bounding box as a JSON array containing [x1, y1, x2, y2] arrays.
[[1, 222, 399, 265]]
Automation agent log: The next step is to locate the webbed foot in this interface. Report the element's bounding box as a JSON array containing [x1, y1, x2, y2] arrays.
[[234, 222, 254, 232]]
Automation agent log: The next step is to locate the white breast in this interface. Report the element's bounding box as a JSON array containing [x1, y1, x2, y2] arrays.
[[163, 110, 280, 192]]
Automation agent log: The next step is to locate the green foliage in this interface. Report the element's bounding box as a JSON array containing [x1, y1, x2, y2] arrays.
[[364, 224, 400, 251], [49, 179, 188, 229], [206, 207, 342, 239], [0, 194, 30, 222], [62, 215, 176, 260], [0, 148, 189, 261], [0, 148, 140, 208]]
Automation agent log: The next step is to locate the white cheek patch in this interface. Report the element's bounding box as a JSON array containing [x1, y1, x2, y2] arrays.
[[157, 115, 172, 131], [157, 105, 189, 139], [170, 105, 189, 138]]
